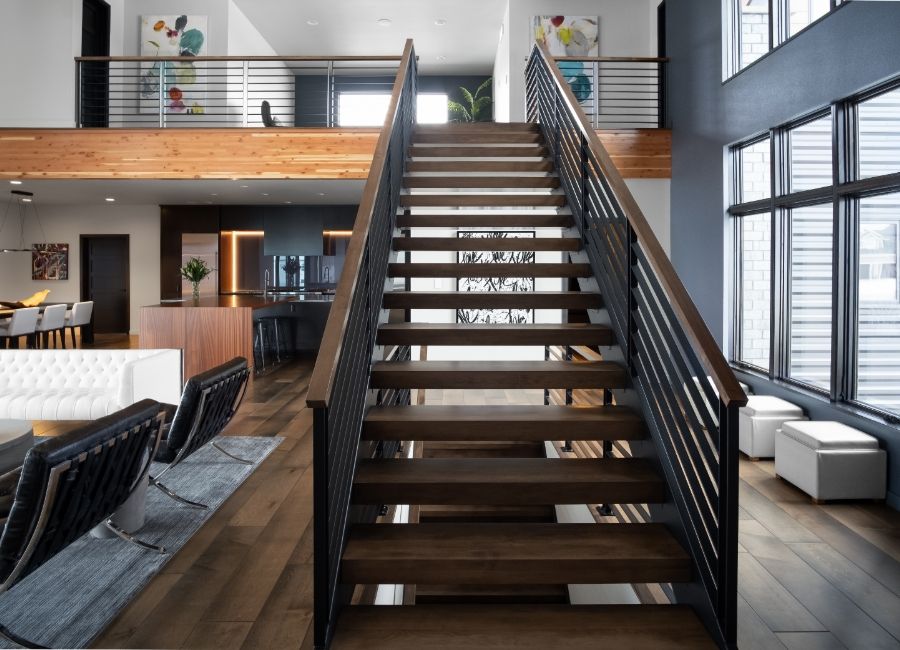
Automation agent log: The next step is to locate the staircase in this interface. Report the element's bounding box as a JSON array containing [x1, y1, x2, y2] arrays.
[[308, 40, 745, 650], [322, 121, 715, 648]]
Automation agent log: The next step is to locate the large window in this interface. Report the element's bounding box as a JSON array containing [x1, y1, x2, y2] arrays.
[[726, 0, 842, 78], [337, 93, 450, 127], [730, 78, 900, 420]]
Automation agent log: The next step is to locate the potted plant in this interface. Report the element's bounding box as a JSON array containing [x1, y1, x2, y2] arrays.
[[448, 78, 493, 123], [180, 257, 213, 302]]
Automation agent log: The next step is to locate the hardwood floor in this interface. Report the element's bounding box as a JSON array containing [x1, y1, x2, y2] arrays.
[[42, 337, 898, 648]]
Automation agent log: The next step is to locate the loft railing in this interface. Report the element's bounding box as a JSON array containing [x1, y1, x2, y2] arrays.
[[553, 56, 668, 129], [305, 39, 416, 650], [75, 55, 402, 128], [527, 42, 747, 648]]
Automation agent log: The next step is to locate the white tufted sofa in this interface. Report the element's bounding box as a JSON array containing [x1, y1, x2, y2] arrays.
[[0, 349, 182, 420]]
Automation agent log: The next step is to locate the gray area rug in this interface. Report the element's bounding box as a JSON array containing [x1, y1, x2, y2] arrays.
[[0, 436, 283, 649]]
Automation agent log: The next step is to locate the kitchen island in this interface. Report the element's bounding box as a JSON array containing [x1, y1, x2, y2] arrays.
[[139, 294, 332, 378]]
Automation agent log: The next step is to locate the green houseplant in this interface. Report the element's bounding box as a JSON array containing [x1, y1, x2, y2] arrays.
[[180, 257, 213, 302], [448, 78, 493, 122]]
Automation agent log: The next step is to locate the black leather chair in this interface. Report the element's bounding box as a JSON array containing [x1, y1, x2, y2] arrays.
[[151, 357, 251, 510], [0, 400, 165, 648], [261, 100, 280, 127]]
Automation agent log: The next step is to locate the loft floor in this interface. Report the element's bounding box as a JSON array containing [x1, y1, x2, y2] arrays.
[[32, 341, 900, 648]]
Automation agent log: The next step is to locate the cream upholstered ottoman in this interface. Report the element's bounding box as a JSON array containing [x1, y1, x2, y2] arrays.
[[775, 421, 886, 502], [739, 395, 806, 459]]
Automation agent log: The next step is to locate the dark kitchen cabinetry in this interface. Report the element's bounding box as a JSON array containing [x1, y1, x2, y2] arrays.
[[160, 205, 220, 300]]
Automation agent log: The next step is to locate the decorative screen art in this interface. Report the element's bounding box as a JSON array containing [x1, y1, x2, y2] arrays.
[[532, 16, 599, 56], [456, 231, 535, 324], [32, 244, 69, 280], [140, 15, 208, 115]]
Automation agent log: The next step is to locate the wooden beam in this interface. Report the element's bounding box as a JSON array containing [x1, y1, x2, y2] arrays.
[[596, 129, 671, 179], [0, 128, 379, 180]]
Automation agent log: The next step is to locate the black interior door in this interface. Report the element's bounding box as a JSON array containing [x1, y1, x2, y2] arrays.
[[81, 0, 111, 127], [82, 235, 129, 333]]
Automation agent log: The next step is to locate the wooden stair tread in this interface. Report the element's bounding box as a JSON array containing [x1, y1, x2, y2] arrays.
[[413, 132, 544, 144], [417, 504, 557, 523], [376, 323, 614, 346], [421, 440, 546, 459], [388, 263, 591, 278], [353, 458, 665, 505], [392, 236, 578, 251], [403, 176, 559, 188], [400, 194, 566, 207], [370, 361, 629, 389], [331, 604, 715, 649], [363, 405, 645, 441], [415, 122, 539, 132], [383, 291, 602, 309], [409, 146, 548, 157], [413, 584, 568, 604], [396, 213, 574, 228], [342, 523, 691, 584], [407, 160, 554, 172]]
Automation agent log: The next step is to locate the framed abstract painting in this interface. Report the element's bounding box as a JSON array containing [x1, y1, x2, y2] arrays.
[[32, 244, 69, 281], [139, 15, 208, 115], [532, 16, 599, 57]]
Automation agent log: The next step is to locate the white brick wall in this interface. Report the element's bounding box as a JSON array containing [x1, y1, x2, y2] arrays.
[[740, 12, 769, 69], [740, 213, 771, 368]]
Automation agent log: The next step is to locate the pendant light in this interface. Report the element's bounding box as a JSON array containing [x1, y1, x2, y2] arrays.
[[0, 190, 47, 253]]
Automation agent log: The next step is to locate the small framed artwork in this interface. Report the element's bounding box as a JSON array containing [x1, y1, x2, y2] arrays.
[[32, 244, 69, 280]]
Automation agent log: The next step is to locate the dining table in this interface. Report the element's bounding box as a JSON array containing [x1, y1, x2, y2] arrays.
[[0, 301, 94, 344]]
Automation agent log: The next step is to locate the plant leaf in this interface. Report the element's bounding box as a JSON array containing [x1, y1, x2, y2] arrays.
[[147, 40, 160, 49], [447, 101, 472, 123], [473, 95, 492, 121], [459, 86, 475, 112], [179, 28, 204, 56], [474, 77, 492, 99]]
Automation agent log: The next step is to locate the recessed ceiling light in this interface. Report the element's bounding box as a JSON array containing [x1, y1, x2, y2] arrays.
[[306, 19, 319, 26], [21, 197, 32, 203], [435, 55, 447, 61], [435, 18, 447, 26], [9, 180, 22, 185], [210, 193, 218, 196], [318, 192, 327, 196], [376, 18, 392, 27], [284, 200, 293, 204], [105, 197, 115, 202], [261, 192, 269, 196], [240, 185, 249, 188]]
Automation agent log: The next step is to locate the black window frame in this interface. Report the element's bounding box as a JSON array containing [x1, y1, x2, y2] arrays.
[[728, 74, 900, 423]]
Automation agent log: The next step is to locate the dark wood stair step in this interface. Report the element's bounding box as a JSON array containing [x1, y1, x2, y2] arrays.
[[331, 604, 715, 649], [370, 361, 628, 389], [376, 323, 613, 346], [413, 132, 543, 144], [417, 504, 557, 523], [353, 458, 665, 505], [415, 122, 539, 133], [387, 263, 591, 278], [392, 236, 578, 251], [413, 584, 568, 605], [400, 194, 566, 208], [363, 405, 646, 441], [407, 160, 554, 173], [403, 176, 559, 189], [383, 291, 601, 310], [341, 523, 691, 585], [396, 213, 574, 228], [421, 440, 546, 459], [409, 145, 548, 158]]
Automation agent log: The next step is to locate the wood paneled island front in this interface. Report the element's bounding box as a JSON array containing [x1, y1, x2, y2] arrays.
[[140, 294, 331, 378]]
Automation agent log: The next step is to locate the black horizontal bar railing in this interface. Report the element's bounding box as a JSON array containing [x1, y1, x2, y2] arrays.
[[75, 55, 402, 128], [304, 40, 416, 650], [553, 55, 668, 129], [527, 42, 746, 648]]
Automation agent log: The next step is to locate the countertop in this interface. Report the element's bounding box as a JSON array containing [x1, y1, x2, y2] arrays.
[[143, 294, 333, 310]]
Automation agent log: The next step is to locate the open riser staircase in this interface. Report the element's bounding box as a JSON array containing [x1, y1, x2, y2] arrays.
[[308, 40, 747, 649]]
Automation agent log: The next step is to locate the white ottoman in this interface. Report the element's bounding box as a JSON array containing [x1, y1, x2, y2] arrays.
[[0, 419, 33, 475], [739, 396, 806, 459], [775, 421, 886, 502]]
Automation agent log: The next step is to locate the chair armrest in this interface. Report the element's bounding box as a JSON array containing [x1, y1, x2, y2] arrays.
[[118, 350, 183, 407]]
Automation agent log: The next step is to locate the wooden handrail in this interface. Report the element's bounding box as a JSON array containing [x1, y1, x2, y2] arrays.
[[535, 42, 746, 408], [554, 55, 669, 63], [306, 39, 415, 409], [75, 55, 403, 63]]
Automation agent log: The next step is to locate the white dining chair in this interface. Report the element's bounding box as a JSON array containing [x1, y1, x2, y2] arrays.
[[35, 303, 67, 348], [64, 300, 94, 348], [0, 307, 39, 349]]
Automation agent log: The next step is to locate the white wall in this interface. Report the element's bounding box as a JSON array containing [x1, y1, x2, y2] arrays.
[[626, 178, 670, 257], [122, 1, 230, 56], [492, 1, 512, 122], [0, 0, 81, 127], [498, 0, 658, 122], [0, 204, 160, 334]]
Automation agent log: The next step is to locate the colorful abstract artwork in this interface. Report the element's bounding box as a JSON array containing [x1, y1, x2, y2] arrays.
[[140, 15, 208, 114], [532, 16, 599, 56], [32, 244, 68, 281], [457, 232, 535, 324]]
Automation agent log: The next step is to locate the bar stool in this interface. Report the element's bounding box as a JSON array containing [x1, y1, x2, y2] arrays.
[[64, 300, 93, 348], [254, 317, 284, 372], [35, 304, 67, 348], [0, 307, 39, 349]]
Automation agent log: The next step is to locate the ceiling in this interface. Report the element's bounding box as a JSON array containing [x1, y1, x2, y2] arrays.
[[5, 179, 365, 207], [232, 0, 507, 74]]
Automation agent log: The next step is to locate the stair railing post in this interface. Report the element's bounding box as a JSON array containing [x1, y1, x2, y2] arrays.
[[626, 223, 638, 377], [242, 60, 250, 127], [312, 405, 331, 648], [717, 399, 740, 645], [580, 132, 589, 244]]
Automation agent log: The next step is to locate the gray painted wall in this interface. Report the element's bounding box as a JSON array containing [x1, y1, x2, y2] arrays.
[[666, 0, 900, 508]]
